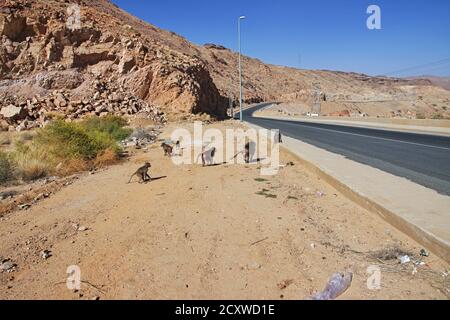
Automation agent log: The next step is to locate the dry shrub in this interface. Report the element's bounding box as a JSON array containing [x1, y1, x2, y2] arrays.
[[57, 158, 90, 176], [0, 132, 12, 146], [14, 131, 36, 144], [94, 148, 119, 168], [13, 147, 54, 181], [0, 151, 12, 183]]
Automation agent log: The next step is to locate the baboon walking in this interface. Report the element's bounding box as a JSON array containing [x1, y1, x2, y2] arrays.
[[277, 130, 283, 143], [197, 147, 216, 167], [128, 162, 152, 184], [231, 142, 255, 163], [161, 142, 173, 157]]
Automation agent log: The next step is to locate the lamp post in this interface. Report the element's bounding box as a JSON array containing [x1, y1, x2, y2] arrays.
[[238, 15, 246, 122]]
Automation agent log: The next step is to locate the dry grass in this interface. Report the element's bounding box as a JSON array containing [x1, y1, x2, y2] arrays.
[[1, 116, 131, 183], [13, 147, 54, 181], [0, 151, 12, 183], [94, 148, 120, 168], [14, 131, 36, 144], [0, 132, 12, 146], [57, 158, 90, 176]]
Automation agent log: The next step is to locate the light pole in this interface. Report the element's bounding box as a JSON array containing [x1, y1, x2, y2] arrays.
[[238, 15, 246, 122]]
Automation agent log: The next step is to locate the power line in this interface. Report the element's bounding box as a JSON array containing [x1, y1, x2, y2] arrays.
[[383, 57, 450, 76]]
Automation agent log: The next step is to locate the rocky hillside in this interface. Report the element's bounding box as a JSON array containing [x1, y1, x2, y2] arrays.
[[0, 0, 227, 131], [1, 0, 449, 131]]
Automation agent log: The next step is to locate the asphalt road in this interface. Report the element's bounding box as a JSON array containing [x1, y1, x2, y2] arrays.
[[241, 104, 450, 196]]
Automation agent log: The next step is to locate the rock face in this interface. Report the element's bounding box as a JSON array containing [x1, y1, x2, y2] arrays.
[[0, 0, 227, 131]]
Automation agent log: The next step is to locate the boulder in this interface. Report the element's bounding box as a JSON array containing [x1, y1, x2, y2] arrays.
[[118, 52, 135, 74], [0, 104, 28, 122], [0, 15, 26, 41]]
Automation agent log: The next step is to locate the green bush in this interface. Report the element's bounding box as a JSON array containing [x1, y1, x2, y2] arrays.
[[34, 117, 131, 161], [35, 120, 102, 160], [81, 116, 132, 142], [0, 151, 12, 183], [5, 116, 131, 182]]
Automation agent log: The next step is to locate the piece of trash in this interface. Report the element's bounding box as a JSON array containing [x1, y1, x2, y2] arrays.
[[399, 255, 411, 264], [412, 266, 418, 275], [310, 272, 353, 300], [18, 203, 31, 210], [247, 262, 261, 270], [77, 226, 88, 232], [0, 259, 16, 273], [420, 249, 429, 257], [277, 279, 294, 290], [316, 191, 325, 197], [41, 250, 52, 260], [310, 243, 316, 249], [34, 193, 49, 202]]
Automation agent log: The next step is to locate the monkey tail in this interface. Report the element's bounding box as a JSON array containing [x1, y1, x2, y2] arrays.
[[128, 173, 136, 184], [230, 151, 242, 161], [196, 152, 202, 164]]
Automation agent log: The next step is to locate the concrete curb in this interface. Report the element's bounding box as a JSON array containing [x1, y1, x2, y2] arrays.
[[244, 121, 450, 263]]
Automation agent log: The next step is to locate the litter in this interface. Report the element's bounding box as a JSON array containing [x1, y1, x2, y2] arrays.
[[420, 249, 429, 257], [0, 259, 16, 273], [310, 272, 353, 300], [399, 255, 411, 264], [41, 250, 52, 260], [316, 191, 325, 197], [18, 203, 31, 210]]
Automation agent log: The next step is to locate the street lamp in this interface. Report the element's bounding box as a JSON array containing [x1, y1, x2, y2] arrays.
[[238, 15, 246, 122]]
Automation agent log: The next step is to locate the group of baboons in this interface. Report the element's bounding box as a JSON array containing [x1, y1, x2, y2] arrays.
[[128, 131, 283, 184]]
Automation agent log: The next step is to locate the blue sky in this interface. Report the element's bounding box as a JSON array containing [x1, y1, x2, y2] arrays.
[[111, 0, 450, 77]]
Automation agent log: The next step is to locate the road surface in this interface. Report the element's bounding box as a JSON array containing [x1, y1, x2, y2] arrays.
[[241, 104, 450, 196]]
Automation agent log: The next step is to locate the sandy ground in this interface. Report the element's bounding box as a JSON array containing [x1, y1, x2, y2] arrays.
[[0, 121, 448, 300]]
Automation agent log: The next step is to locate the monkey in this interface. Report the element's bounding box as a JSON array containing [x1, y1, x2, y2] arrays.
[[277, 130, 283, 144], [161, 142, 173, 157], [197, 147, 216, 167], [128, 162, 151, 184], [173, 140, 184, 157], [231, 142, 254, 163]]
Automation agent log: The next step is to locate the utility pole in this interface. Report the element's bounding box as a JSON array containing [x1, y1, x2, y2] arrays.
[[238, 16, 246, 122], [311, 82, 322, 116], [229, 79, 233, 118]]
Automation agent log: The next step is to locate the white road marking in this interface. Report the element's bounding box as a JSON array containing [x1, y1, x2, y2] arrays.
[[276, 120, 450, 151]]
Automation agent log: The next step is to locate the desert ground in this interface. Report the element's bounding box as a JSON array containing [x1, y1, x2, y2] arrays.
[[0, 121, 448, 300]]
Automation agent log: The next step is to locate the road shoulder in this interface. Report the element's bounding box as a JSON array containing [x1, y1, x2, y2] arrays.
[[245, 121, 450, 263]]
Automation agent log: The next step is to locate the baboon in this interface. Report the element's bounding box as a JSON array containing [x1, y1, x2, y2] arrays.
[[174, 140, 183, 156], [128, 162, 151, 184], [161, 142, 173, 157], [231, 142, 254, 163], [277, 131, 283, 143], [197, 147, 216, 167]]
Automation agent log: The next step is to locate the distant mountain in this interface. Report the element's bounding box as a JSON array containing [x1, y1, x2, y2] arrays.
[[407, 76, 450, 91]]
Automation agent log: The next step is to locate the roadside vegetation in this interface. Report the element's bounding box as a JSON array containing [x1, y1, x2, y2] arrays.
[[0, 116, 131, 184]]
